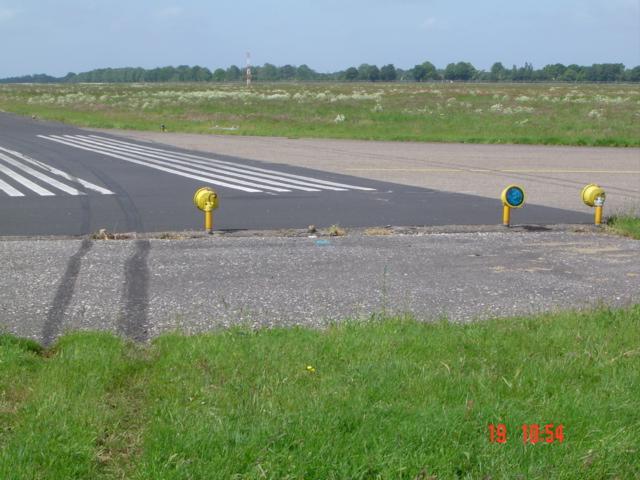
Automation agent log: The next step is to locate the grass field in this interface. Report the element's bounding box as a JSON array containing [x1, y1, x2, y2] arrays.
[[608, 214, 640, 239], [1, 307, 639, 479], [1, 82, 639, 146]]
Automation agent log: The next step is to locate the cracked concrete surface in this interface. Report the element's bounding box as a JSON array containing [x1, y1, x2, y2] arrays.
[[1, 228, 638, 344]]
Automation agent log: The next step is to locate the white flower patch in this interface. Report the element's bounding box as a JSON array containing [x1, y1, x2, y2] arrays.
[[334, 114, 346, 123], [513, 106, 534, 113], [489, 103, 533, 115], [593, 95, 627, 104], [587, 109, 603, 119]]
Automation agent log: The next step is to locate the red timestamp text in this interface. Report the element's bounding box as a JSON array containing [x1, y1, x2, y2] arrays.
[[488, 423, 564, 444]]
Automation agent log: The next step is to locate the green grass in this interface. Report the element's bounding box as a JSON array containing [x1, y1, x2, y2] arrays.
[[608, 214, 640, 239], [1, 307, 639, 479], [1, 82, 639, 146]]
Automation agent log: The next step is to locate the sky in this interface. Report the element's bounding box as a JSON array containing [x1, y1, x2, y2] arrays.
[[0, 0, 639, 78]]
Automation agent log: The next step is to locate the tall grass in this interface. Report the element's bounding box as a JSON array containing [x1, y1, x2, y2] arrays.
[[1, 82, 639, 146], [1, 306, 639, 479]]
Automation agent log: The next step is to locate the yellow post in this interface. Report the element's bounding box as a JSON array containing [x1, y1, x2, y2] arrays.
[[205, 207, 213, 233], [594, 205, 603, 225], [503, 205, 511, 227], [501, 185, 524, 227], [581, 184, 606, 226], [193, 187, 219, 234]]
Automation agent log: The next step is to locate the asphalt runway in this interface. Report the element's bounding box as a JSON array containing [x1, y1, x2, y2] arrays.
[[0, 112, 611, 236], [108, 130, 640, 214]]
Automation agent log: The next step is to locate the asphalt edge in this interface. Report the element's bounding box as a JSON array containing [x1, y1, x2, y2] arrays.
[[0, 223, 610, 242]]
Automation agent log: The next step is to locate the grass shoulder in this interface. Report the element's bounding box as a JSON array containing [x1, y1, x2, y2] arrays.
[[1, 306, 639, 479], [607, 214, 640, 239]]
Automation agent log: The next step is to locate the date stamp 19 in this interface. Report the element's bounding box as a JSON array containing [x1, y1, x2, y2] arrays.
[[488, 423, 564, 444]]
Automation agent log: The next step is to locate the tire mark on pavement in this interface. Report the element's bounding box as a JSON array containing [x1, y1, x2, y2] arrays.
[[118, 239, 151, 342], [42, 238, 93, 346], [41, 146, 152, 342], [41, 169, 92, 345]]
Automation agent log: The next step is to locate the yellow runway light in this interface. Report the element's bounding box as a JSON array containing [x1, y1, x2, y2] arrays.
[[193, 187, 219, 234], [581, 184, 606, 225]]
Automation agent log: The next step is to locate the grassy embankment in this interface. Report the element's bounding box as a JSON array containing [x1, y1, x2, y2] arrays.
[[1, 83, 639, 146], [1, 307, 639, 479], [608, 214, 640, 240]]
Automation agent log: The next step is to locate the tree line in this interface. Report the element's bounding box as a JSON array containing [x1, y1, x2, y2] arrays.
[[2, 62, 639, 84]]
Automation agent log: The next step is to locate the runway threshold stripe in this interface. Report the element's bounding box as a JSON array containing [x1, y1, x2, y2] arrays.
[[0, 151, 83, 195], [70, 135, 321, 192], [0, 146, 114, 195], [0, 161, 54, 196], [87, 135, 376, 192], [0, 176, 24, 196], [83, 135, 346, 192], [60, 136, 290, 193], [39, 135, 264, 193]]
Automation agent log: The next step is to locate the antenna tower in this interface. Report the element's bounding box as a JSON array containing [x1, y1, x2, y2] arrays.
[[246, 52, 252, 87]]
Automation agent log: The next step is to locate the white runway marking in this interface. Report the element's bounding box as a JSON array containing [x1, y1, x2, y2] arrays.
[[38, 134, 376, 194], [0, 176, 24, 197], [0, 161, 55, 196], [40, 135, 263, 193], [0, 146, 114, 197], [0, 151, 82, 195], [0, 146, 113, 195]]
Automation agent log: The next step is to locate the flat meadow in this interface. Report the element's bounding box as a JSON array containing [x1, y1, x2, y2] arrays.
[[1, 82, 639, 146], [1, 307, 639, 479]]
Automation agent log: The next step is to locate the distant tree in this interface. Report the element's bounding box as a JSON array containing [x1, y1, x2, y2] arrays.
[[541, 63, 566, 81], [367, 65, 380, 82], [191, 66, 212, 81], [422, 62, 439, 80], [380, 64, 397, 81], [225, 65, 241, 81], [587, 63, 625, 82], [513, 62, 534, 81], [626, 66, 640, 82], [345, 67, 359, 81], [4, 60, 639, 85], [561, 68, 578, 82], [443, 62, 476, 81], [411, 64, 427, 82], [411, 62, 438, 82], [279, 64, 296, 80], [296, 64, 314, 81], [443, 63, 456, 80], [357, 64, 373, 81], [475, 70, 491, 82], [459, 62, 476, 80], [490, 62, 506, 81], [259, 63, 279, 81], [212, 68, 225, 82]]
